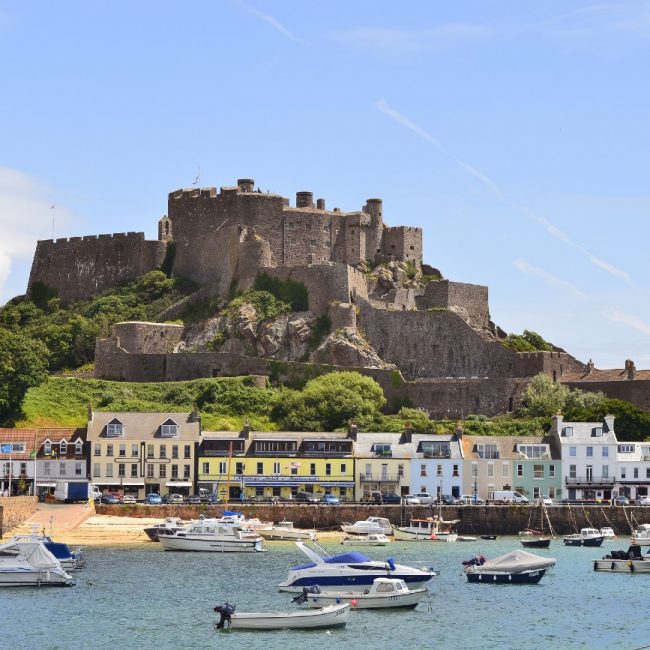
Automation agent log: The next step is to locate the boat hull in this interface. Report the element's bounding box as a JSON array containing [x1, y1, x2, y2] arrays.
[[158, 535, 263, 552], [0, 569, 74, 587], [340, 535, 389, 546], [306, 588, 427, 609], [394, 527, 457, 542], [228, 603, 350, 630], [563, 536, 603, 547], [521, 539, 551, 549], [466, 568, 548, 584], [258, 529, 316, 541], [593, 559, 650, 573]]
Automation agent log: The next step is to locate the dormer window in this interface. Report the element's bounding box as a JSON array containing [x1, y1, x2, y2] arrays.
[[106, 420, 125, 437], [43, 440, 51, 455], [160, 420, 179, 438], [593, 427, 603, 437], [75, 439, 83, 455], [563, 427, 573, 437], [59, 440, 67, 455]]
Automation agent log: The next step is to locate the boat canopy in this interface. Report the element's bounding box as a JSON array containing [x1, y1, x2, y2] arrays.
[[325, 552, 372, 564], [0, 539, 61, 571]]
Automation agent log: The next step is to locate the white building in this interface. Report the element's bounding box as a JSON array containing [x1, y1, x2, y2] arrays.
[[615, 441, 650, 502]]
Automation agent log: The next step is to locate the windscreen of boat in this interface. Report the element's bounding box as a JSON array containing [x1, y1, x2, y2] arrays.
[[325, 552, 371, 564]]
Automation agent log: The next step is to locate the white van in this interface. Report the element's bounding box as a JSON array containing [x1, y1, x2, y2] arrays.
[[489, 490, 529, 504]]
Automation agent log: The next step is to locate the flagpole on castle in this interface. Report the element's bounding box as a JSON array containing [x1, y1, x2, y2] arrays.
[[192, 166, 200, 187], [50, 202, 56, 239]]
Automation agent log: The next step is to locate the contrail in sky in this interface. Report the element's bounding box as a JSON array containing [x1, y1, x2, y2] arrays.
[[375, 98, 632, 285], [237, 2, 309, 45]]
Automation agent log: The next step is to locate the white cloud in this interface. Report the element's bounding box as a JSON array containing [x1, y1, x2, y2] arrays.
[[0, 167, 80, 298], [606, 309, 650, 337], [237, 2, 309, 45], [513, 259, 588, 300]]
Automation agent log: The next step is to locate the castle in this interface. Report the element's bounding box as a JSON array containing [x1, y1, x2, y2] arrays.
[[27, 178, 650, 417]]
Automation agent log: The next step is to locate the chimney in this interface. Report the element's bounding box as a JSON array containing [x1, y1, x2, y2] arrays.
[[455, 421, 464, 440], [625, 359, 636, 380], [242, 423, 251, 438], [88, 405, 94, 422], [550, 413, 563, 434], [316, 198, 326, 210], [403, 425, 413, 443], [604, 414, 615, 433], [348, 422, 358, 440]]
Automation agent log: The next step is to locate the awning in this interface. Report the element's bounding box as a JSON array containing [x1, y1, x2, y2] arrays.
[[246, 481, 302, 487], [122, 481, 145, 486], [165, 481, 192, 487], [319, 482, 355, 487], [36, 482, 56, 487], [96, 480, 121, 485]]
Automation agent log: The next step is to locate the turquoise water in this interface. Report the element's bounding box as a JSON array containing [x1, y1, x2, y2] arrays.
[[1, 538, 649, 650]]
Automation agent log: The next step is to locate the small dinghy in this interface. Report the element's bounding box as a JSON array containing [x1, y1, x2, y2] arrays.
[[463, 549, 556, 584], [593, 544, 650, 573], [214, 601, 350, 630]]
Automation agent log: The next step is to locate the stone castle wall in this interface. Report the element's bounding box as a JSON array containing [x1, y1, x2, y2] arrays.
[[415, 280, 490, 330], [28, 233, 166, 302], [563, 378, 650, 411]]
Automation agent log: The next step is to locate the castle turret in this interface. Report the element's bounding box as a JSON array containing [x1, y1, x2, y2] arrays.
[[296, 191, 314, 208], [365, 198, 383, 260], [237, 178, 255, 192]]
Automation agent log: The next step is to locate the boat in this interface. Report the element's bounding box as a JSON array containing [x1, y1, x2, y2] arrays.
[[294, 577, 428, 609], [563, 528, 604, 547], [157, 518, 264, 552], [144, 517, 186, 542], [463, 549, 556, 584], [632, 523, 650, 544], [480, 535, 497, 540], [277, 541, 435, 592], [0, 538, 75, 587], [519, 501, 555, 549], [600, 527, 617, 540], [214, 601, 350, 630], [13, 526, 85, 570], [341, 517, 393, 536], [340, 533, 390, 546], [457, 536, 477, 542], [258, 521, 317, 541], [593, 544, 650, 573], [393, 517, 459, 542]]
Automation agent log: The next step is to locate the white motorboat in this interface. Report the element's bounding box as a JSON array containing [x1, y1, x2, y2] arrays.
[[144, 517, 186, 542], [394, 517, 459, 542], [258, 521, 316, 541], [341, 517, 393, 536], [215, 602, 350, 630], [463, 549, 556, 584], [13, 526, 85, 570], [158, 518, 264, 552], [0, 538, 74, 587], [277, 541, 435, 592], [563, 528, 604, 547], [600, 527, 617, 539], [340, 533, 390, 546], [632, 523, 650, 543], [296, 577, 428, 609], [593, 544, 650, 573]]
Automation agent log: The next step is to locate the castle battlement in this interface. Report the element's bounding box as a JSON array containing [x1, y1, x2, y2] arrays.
[[37, 232, 146, 246]]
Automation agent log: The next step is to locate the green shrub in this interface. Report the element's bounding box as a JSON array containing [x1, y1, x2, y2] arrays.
[[228, 290, 291, 321], [254, 273, 308, 312]]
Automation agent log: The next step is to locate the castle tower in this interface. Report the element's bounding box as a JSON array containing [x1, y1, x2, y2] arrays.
[[237, 178, 255, 192], [158, 215, 173, 242], [365, 198, 383, 261]]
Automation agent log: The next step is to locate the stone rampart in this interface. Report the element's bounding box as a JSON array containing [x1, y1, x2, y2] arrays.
[[563, 378, 650, 411], [415, 280, 489, 330], [0, 496, 38, 537], [28, 232, 166, 303]]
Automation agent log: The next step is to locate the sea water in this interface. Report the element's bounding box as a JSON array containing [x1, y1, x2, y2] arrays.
[[1, 538, 648, 650]]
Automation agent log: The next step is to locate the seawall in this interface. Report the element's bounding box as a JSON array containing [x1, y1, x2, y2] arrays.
[[0, 496, 38, 538]]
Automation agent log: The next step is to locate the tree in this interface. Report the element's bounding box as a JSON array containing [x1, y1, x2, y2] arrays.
[[0, 330, 49, 422], [272, 371, 386, 431]]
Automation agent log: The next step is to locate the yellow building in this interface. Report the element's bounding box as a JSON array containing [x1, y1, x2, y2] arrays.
[[198, 428, 355, 502]]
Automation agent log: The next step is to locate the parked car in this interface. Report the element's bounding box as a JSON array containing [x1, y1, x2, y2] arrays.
[[101, 494, 120, 505], [296, 491, 320, 503], [185, 494, 202, 504], [120, 494, 137, 504], [612, 495, 630, 506], [380, 492, 402, 504], [404, 495, 422, 505], [438, 494, 459, 505], [534, 496, 553, 506], [321, 494, 340, 505], [163, 493, 185, 504], [145, 493, 162, 505], [362, 491, 383, 504], [409, 492, 436, 505], [458, 494, 484, 505], [207, 494, 222, 504]]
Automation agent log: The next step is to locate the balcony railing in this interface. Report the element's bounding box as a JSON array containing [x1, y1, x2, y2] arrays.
[[359, 473, 401, 483], [565, 477, 615, 486], [421, 452, 451, 459]]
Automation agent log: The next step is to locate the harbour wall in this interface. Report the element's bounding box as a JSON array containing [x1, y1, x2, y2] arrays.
[[0, 496, 38, 538], [94, 504, 648, 536]]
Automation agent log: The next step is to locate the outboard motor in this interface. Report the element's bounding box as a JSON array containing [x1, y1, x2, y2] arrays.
[[386, 557, 396, 572], [214, 602, 236, 628], [291, 585, 321, 605]]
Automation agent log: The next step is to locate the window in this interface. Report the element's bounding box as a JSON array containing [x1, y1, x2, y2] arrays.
[[106, 422, 124, 437], [160, 423, 179, 438], [420, 441, 451, 458], [563, 427, 573, 437], [533, 487, 541, 498], [119, 444, 126, 457], [586, 447, 593, 457], [20, 462, 27, 476], [549, 487, 556, 499], [373, 443, 392, 457], [218, 462, 226, 474], [437, 464, 443, 477], [147, 444, 154, 458], [602, 447, 609, 457], [341, 463, 347, 474], [44, 463, 51, 476], [325, 463, 332, 476], [118, 464, 125, 477], [75, 440, 83, 455], [569, 447, 576, 457], [93, 463, 100, 477], [634, 467, 639, 479], [420, 464, 427, 477], [235, 462, 244, 475], [94, 443, 101, 457], [453, 464, 459, 477], [106, 463, 113, 477], [131, 464, 138, 478], [131, 444, 138, 457], [291, 464, 298, 475], [549, 464, 556, 478], [257, 462, 264, 475], [517, 464, 523, 477], [106, 444, 113, 457], [647, 468, 650, 479], [476, 444, 499, 459], [569, 464, 576, 479], [621, 468, 626, 479], [273, 462, 281, 474], [59, 462, 65, 476], [184, 445, 191, 459], [534, 465, 544, 479], [160, 445, 166, 459], [159, 464, 166, 478], [147, 465, 155, 478], [310, 463, 317, 476], [619, 444, 635, 453], [44, 440, 52, 455], [60, 441, 67, 455], [172, 445, 179, 459], [502, 462, 509, 478], [75, 462, 82, 476], [487, 463, 494, 478], [184, 464, 190, 479], [602, 465, 609, 478], [516, 444, 549, 459], [398, 464, 404, 477], [594, 427, 603, 437], [202, 462, 209, 474], [171, 464, 179, 479]]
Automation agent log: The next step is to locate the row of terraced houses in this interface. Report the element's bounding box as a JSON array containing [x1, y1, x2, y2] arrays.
[[1, 412, 649, 503]]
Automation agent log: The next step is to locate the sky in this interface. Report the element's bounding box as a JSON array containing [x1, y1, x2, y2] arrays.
[[1, 0, 649, 369]]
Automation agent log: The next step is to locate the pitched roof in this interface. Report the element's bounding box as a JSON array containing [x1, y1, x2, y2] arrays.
[[86, 411, 200, 441]]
